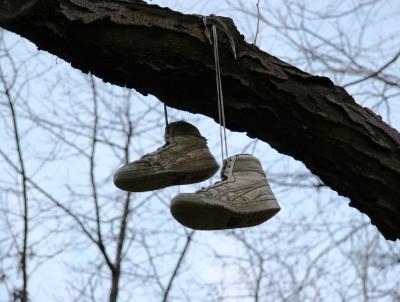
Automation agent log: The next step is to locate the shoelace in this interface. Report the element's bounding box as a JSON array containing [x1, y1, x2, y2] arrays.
[[138, 139, 171, 165], [164, 103, 169, 127], [212, 24, 229, 164]]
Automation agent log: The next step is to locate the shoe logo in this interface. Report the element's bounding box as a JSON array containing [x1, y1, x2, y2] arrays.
[[204, 181, 266, 203]]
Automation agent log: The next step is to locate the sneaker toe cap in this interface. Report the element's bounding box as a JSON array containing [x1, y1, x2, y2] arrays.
[[170, 193, 212, 229]]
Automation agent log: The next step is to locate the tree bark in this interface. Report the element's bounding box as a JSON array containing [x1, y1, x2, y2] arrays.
[[1, 0, 399, 240]]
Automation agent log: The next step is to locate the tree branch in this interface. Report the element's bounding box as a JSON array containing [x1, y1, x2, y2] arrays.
[[1, 58, 29, 302], [1, 0, 399, 240], [109, 102, 134, 302], [163, 231, 194, 302], [343, 49, 400, 88]]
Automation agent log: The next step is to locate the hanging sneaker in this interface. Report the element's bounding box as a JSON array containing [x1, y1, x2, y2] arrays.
[[170, 154, 280, 230], [113, 121, 219, 192]]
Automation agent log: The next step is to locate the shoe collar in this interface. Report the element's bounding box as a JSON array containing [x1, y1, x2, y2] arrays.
[[220, 155, 236, 180], [164, 120, 206, 141], [220, 154, 265, 179]]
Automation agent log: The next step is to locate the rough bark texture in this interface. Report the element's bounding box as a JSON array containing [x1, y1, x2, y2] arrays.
[[1, 0, 399, 240]]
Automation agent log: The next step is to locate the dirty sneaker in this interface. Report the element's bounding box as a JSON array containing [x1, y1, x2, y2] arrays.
[[170, 154, 280, 230], [113, 121, 219, 192]]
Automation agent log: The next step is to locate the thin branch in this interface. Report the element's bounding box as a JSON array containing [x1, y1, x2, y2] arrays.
[[109, 99, 134, 302], [88, 74, 114, 272], [253, 0, 261, 45], [343, 49, 400, 87], [1, 62, 29, 302], [162, 230, 195, 302], [0, 148, 99, 248]]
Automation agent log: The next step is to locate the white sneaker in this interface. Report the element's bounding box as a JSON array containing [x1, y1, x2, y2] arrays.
[[171, 154, 280, 230]]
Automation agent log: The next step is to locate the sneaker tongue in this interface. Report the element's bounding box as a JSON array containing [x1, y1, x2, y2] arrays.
[[164, 126, 170, 140], [164, 126, 174, 144], [220, 159, 230, 180]]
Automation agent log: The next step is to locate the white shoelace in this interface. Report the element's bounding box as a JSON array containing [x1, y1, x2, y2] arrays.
[[164, 102, 169, 127], [212, 24, 229, 164]]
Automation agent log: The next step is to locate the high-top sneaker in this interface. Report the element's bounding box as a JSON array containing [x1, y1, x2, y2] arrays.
[[113, 121, 219, 192], [170, 154, 280, 230]]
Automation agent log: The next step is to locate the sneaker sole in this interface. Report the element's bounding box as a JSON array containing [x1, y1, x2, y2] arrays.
[[170, 195, 280, 230], [113, 159, 219, 192]]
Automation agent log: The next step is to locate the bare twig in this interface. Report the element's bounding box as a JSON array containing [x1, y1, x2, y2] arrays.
[[253, 0, 261, 45], [109, 97, 134, 302], [0, 54, 29, 302], [162, 230, 195, 302], [343, 49, 400, 87], [88, 75, 114, 272]]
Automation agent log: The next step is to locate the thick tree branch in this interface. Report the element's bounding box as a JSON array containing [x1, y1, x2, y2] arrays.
[[1, 0, 399, 240]]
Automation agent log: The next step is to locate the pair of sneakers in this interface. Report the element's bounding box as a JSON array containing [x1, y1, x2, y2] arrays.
[[113, 121, 280, 230]]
